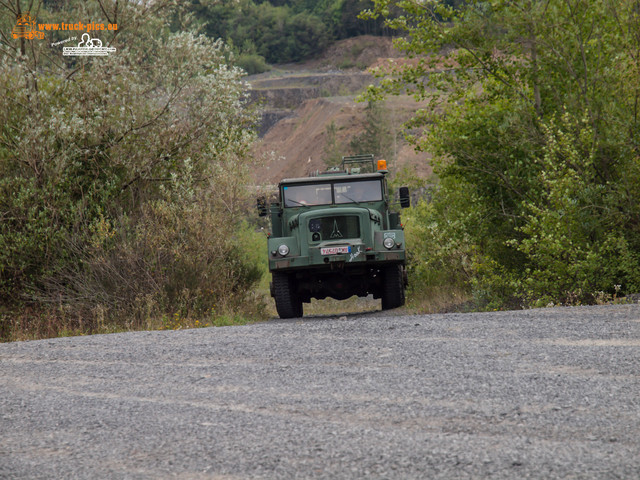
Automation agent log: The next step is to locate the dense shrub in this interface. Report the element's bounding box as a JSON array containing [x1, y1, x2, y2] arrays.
[[236, 53, 271, 75], [365, 0, 640, 308], [0, 1, 263, 335], [184, 0, 392, 65]]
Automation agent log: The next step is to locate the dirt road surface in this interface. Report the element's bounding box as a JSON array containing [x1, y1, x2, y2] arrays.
[[2, 304, 640, 478]]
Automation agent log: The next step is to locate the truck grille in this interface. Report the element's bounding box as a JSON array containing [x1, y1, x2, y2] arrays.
[[309, 215, 360, 240]]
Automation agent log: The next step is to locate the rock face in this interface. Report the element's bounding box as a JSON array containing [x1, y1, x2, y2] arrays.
[[249, 72, 375, 111], [246, 36, 432, 185], [251, 97, 364, 181]]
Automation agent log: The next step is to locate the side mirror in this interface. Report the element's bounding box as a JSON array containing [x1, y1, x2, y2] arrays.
[[256, 196, 267, 217], [399, 187, 410, 208]]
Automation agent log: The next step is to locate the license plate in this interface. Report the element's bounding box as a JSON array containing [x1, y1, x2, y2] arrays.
[[321, 246, 351, 255]]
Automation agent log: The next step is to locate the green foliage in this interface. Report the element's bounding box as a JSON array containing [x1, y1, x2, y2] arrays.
[[333, 0, 392, 38], [349, 100, 395, 161], [186, 0, 331, 64], [511, 112, 640, 305], [322, 121, 344, 167], [235, 52, 271, 75], [0, 0, 264, 337], [403, 192, 473, 293], [322, 100, 398, 170], [181, 0, 391, 66], [364, 0, 640, 308]]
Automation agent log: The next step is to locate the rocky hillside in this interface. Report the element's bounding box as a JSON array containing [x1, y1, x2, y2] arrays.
[[248, 36, 432, 184]]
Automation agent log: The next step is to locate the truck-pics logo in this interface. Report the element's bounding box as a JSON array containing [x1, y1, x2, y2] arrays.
[[12, 13, 44, 40], [63, 33, 116, 56], [10, 12, 118, 55]]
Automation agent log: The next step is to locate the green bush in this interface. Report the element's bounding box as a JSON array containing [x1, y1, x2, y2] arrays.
[[192, 0, 331, 64], [510, 113, 640, 305], [236, 53, 271, 75], [364, 0, 640, 308], [0, 2, 264, 337]]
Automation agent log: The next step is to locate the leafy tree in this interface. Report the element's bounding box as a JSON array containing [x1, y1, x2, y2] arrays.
[[322, 121, 344, 167], [349, 100, 395, 162], [0, 0, 262, 330], [363, 0, 640, 306], [184, 0, 331, 65], [337, 0, 391, 37], [180, 0, 397, 67]]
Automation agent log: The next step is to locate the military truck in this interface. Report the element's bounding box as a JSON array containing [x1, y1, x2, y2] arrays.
[[258, 154, 410, 319]]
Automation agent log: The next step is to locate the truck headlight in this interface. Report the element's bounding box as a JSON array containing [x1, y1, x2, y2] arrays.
[[278, 244, 290, 256], [383, 237, 395, 249]]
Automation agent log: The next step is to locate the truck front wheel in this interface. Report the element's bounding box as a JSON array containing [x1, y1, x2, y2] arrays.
[[272, 272, 303, 319], [381, 265, 405, 311]]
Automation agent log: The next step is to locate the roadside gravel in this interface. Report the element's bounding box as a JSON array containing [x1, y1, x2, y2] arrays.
[[1, 303, 640, 479]]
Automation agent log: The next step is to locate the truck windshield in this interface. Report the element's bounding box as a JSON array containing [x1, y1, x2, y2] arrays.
[[283, 184, 332, 207], [334, 180, 382, 204], [283, 180, 383, 207]]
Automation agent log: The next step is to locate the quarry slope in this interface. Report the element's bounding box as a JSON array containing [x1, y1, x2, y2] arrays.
[[248, 36, 432, 185]]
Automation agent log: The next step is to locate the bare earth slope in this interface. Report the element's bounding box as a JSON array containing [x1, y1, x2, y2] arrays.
[[248, 36, 432, 184]]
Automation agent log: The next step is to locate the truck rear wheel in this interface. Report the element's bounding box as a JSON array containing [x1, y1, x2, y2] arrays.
[[381, 265, 405, 310], [272, 272, 303, 319]]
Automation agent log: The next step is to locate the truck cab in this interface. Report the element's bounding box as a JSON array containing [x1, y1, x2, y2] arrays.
[[259, 155, 410, 319]]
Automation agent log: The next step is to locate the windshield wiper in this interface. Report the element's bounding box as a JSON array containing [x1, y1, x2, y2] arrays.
[[339, 193, 360, 205], [286, 199, 309, 208]]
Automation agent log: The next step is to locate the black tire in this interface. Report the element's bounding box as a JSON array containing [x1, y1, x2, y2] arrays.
[[272, 272, 303, 319], [381, 265, 405, 310]]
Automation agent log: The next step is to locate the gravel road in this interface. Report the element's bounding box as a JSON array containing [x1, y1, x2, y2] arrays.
[[2, 304, 640, 479]]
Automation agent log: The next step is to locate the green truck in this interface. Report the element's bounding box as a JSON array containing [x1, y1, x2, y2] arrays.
[[258, 155, 410, 318]]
